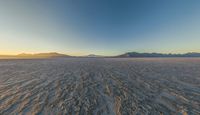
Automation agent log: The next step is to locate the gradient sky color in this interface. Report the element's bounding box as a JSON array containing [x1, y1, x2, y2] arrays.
[[0, 0, 200, 56]]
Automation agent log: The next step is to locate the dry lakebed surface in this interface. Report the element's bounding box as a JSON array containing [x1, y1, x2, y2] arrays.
[[0, 58, 200, 115]]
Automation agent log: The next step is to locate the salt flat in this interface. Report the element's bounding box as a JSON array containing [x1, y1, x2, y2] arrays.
[[0, 58, 200, 115]]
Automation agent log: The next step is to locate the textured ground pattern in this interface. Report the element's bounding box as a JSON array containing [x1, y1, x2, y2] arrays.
[[0, 58, 200, 115]]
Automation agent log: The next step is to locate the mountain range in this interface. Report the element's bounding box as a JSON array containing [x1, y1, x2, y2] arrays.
[[117, 52, 200, 58], [0, 52, 70, 59], [1, 52, 200, 59]]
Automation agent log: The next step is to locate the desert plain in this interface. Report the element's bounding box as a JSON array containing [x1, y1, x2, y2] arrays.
[[0, 58, 200, 115]]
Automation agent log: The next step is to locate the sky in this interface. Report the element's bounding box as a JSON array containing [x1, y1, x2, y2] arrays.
[[0, 0, 200, 56]]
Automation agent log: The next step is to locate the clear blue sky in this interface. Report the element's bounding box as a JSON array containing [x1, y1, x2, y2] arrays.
[[0, 0, 200, 55]]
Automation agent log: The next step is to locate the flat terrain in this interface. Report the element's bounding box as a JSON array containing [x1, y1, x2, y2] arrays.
[[0, 58, 200, 115]]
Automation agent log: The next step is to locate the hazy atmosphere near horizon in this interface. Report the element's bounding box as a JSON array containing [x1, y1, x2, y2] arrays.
[[0, 0, 200, 55]]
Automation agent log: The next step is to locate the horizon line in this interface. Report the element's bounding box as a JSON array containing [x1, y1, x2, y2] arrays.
[[1, 51, 200, 57]]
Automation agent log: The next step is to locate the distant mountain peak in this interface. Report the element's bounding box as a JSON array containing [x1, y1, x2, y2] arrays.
[[117, 52, 200, 57], [86, 54, 102, 57], [16, 52, 70, 58]]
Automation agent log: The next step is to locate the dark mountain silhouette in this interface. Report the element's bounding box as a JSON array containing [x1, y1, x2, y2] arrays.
[[1, 52, 200, 59], [0, 52, 71, 59], [117, 52, 200, 57], [17, 52, 70, 58], [86, 54, 103, 57]]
